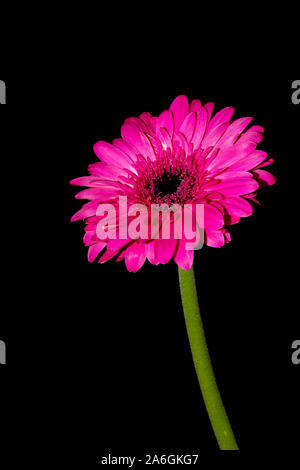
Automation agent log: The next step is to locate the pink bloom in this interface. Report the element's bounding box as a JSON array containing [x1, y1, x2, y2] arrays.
[[70, 95, 275, 272]]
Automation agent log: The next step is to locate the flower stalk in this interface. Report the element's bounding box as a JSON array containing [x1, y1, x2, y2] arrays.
[[178, 266, 239, 451]]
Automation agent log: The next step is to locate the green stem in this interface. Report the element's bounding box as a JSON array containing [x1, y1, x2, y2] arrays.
[[178, 266, 239, 451]]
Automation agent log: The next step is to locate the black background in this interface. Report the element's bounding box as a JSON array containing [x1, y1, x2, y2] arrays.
[[0, 68, 299, 466]]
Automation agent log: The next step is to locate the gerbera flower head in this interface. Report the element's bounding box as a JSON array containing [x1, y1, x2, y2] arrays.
[[71, 95, 275, 272]]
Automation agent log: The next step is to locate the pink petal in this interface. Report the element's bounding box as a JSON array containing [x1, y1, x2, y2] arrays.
[[252, 170, 276, 187], [191, 108, 208, 149], [204, 102, 214, 120], [84, 223, 97, 232], [71, 202, 98, 222], [247, 125, 264, 133], [83, 231, 98, 246], [172, 131, 189, 156], [223, 231, 231, 243], [169, 95, 189, 132], [238, 132, 263, 145], [179, 112, 197, 142], [121, 122, 155, 159], [229, 150, 269, 171], [206, 143, 256, 172], [123, 116, 149, 133], [216, 117, 253, 146], [237, 126, 264, 145], [94, 141, 132, 168], [155, 239, 177, 264], [174, 240, 194, 270], [98, 238, 131, 264], [70, 176, 100, 187], [125, 243, 146, 272], [222, 197, 253, 217], [255, 157, 274, 169], [226, 117, 253, 133], [190, 99, 202, 112], [205, 230, 225, 248], [202, 122, 229, 148], [212, 178, 259, 196], [244, 194, 261, 206], [216, 170, 253, 181], [115, 250, 127, 262], [98, 249, 118, 264], [146, 240, 160, 265], [87, 242, 106, 262], [225, 215, 241, 225], [85, 216, 101, 224], [157, 110, 174, 137], [158, 127, 172, 150], [112, 138, 139, 162], [88, 162, 127, 179], [75, 188, 118, 200], [139, 112, 156, 133], [207, 107, 235, 133], [107, 238, 131, 252], [203, 205, 224, 229]]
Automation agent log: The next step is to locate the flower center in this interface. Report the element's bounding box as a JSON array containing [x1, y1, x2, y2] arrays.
[[153, 173, 183, 204], [129, 146, 204, 207]]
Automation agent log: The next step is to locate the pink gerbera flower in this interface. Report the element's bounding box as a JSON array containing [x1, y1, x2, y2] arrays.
[[71, 95, 275, 272]]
